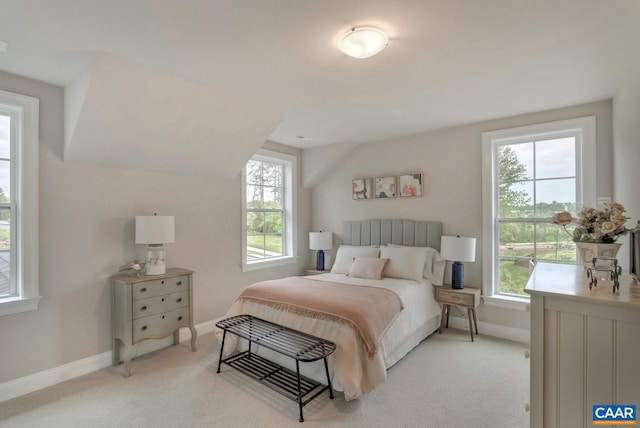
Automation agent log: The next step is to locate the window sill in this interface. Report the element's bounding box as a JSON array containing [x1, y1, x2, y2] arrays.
[[482, 295, 530, 311], [242, 256, 298, 272], [0, 295, 43, 316]]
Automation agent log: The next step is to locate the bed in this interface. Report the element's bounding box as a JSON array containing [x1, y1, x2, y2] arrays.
[[217, 219, 444, 400]]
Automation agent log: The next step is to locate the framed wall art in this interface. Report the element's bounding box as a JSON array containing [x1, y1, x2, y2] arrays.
[[352, 178, 372, 200], [399, 174, 422, 197], [374, 176, 396, 199]]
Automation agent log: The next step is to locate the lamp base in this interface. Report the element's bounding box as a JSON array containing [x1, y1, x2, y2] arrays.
[[146, 245, 167, 276], [451, 261, 464, 289], [316, 250, 325, 271]]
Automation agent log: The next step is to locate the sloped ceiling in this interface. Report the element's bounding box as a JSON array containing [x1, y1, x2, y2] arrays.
[[1, 1, 639, 181], [64, 52, 282, 179]]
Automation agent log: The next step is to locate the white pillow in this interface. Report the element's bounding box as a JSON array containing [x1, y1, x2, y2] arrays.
[[330, 245, 381, 274], [387, 243, 445, 285], [379, 245, 428, 282], [348, 257, 389, 280]]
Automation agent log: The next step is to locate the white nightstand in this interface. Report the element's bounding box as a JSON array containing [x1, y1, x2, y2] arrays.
[[435, 285, 481, 342]]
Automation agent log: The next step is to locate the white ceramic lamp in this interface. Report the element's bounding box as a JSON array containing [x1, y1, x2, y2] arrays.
[[309, 231, 332, 271], [135, 215, 175, 276], [440, 235, 476, 289]]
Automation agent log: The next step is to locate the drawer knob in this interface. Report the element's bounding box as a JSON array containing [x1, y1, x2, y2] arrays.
[[161, 298, 165, 302], [141, 306, 147, 311], [177, 298, 182, 303], [141, 326, 147, 331], [161, 280, 165, 284], [162, 315, 165, 319], [140, 287, 147, 293], [177, 281, 183, 286], [178, 316, 183, 321]]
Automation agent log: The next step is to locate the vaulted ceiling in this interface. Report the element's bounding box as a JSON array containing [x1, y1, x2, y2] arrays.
[[1, 0, 639, 178]]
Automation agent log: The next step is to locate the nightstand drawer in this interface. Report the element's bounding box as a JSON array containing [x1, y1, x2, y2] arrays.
[[132, 275, 189, 300], [132, 307, 190, 343], [437, 289, 474, 307], [132, 290, 189, 319]]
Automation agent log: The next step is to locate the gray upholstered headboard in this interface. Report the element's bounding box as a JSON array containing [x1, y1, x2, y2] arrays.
[[342, 219, 442, 251]]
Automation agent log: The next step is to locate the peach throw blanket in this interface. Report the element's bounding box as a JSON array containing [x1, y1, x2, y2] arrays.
[[237, 277, 404, 357]]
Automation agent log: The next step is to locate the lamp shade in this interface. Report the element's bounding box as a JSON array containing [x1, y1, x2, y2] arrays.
[[135, 215, 175, 244], [309, 231, 332, 250], [440, 235, 476, 262]]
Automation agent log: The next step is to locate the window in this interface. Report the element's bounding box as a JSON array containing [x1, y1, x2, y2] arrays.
[[482, 116, 596, 308], [0, 89, 40, 316], [242, 149, 297, 271]]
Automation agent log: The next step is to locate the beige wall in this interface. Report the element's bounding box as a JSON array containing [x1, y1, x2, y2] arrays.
[[310, 100, 613, 332], [0, 66, 622, 385], [0, 71, 311, 383]]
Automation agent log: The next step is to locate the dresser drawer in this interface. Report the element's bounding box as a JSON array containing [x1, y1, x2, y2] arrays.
[[132, 290, 189, 319], [437, 289, 474, 307], [132, 307, 190, 343], [132, 275, 189, 301]]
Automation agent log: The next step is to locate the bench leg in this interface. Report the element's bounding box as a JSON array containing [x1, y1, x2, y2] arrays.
[[323, 357, 334, 399], [296, 360, 304, 422], [216, 330, 227, 373]]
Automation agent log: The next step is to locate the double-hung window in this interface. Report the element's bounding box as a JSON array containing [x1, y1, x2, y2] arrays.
[[242, 149, 297, 271], [0, 89, 40, 316], [482, 116, 596, 308]]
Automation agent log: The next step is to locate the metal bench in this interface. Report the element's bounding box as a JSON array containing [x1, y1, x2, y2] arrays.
[[216, 314, 336, 422]]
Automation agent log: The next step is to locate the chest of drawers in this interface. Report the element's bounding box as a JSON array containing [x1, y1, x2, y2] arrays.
[[112, 268, 197, 377]]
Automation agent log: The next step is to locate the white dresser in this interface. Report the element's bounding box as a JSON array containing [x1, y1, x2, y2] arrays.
[[112, 268, 197, 377], [525, 263, 640, 428]]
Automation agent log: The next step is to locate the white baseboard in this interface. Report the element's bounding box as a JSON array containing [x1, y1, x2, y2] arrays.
[[0, 350, 113, 404], [0, 319, 219, 404], [447, 316, 530, 344]]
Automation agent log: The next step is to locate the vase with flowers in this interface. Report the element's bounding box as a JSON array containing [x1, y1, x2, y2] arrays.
[[551, 202, 631, 267]]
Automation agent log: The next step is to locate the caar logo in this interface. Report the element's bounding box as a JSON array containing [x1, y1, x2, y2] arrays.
[[593, 405, 636, 425]]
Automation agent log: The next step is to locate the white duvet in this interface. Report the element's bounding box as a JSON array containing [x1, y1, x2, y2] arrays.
[[216, 273, 442, 400]]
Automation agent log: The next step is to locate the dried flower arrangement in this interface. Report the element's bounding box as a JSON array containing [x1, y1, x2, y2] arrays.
[[551, 202, 631, 243]]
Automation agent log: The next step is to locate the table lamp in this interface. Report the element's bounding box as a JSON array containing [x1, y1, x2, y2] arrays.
[[440, 235, 476, 289], [309, 231, 332, 271], [135, 214, 175, 275]]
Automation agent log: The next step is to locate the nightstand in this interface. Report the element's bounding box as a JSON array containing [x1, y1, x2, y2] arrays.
[[111, 268, 197, 377], [304, 269, 329, 275], [436, 286, 481, 342]]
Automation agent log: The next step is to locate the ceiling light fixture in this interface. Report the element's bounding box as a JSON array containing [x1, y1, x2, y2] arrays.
[[338, 26, 388, 59]]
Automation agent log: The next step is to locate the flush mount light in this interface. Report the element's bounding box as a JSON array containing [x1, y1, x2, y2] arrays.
[[338, 26, 388, 59]]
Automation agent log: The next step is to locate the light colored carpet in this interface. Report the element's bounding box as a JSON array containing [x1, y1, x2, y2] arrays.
[[0, 329, 529, 427]]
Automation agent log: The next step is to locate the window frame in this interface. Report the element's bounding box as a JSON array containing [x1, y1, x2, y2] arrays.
[[0, 89, 40, 316], [241, 149, 297, 271], [481, 116, 596, 310]]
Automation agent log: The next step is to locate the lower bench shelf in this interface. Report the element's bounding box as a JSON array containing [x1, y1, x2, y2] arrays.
[[216, 315, 336, 422]]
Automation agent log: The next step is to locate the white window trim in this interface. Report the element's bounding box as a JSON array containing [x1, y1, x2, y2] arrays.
[[0, 89, 40, 316], [241, 149, 297, 271], [481, 116, 596, 310]]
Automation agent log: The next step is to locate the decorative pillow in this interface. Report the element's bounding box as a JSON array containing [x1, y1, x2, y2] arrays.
[[348, 257, 389, 280], [330, 245, 381, 274], [379, 245, 428, 282], [387, 243, 445, 285]]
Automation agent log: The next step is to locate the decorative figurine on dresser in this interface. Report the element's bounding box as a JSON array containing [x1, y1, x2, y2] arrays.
[[111, 268, 197, 377]]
